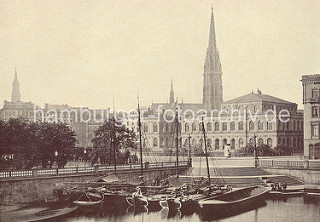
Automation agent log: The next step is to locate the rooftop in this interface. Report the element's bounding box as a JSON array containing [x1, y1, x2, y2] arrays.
[[223, 92, 295, 105]]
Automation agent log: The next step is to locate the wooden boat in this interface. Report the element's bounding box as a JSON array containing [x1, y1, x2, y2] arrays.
[[73, 199, 103, 206], [147, 194, 171, 208], [133, 195, 148, 207], [269, 190, 304, 197], [166, 197, 182, 210], [26, 206, 78, 222], [305, 192, 320, 199], [73, 192, 104, 207], [198, 186, 268, 215]]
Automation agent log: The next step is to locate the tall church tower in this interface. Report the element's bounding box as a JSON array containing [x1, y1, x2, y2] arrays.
[[202, 8, 223, 110], [11, 67, 21, 102], [169, 78, 174, 104]]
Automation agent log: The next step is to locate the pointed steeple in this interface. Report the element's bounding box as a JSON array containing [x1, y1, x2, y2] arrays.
[[202, 8, 223, 111], [11, 67, 21, 102], [208, 7, 217, 52], [170, 78, 174, 104]]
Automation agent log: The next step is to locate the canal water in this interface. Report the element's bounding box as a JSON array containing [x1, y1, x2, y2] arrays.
[[58, 196, 319, 222]]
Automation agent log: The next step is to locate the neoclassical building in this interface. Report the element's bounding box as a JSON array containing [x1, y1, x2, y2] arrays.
[[128, 90, 304, 153]]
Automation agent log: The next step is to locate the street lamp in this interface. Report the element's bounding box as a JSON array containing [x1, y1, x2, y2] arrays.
[[253, 134, 259, 167]]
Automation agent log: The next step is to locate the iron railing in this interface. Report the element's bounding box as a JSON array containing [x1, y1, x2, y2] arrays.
[[258, 159, 320, 169], [0, 161, 190, 179]]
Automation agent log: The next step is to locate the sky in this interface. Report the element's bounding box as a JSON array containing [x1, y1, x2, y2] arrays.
[[1, 0, 319, 111]]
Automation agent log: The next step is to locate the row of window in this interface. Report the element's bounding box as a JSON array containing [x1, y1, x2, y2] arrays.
[[184, 121, 274, 132], [140, 119, 303, 134], [150, 137, 274, 149]]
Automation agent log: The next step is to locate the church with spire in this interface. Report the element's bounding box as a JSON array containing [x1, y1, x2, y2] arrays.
[[0, 68, 40, 121], [151, 8, 222, 113]]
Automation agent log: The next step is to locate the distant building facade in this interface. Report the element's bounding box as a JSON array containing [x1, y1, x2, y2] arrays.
[[301, 74, 320, 159]]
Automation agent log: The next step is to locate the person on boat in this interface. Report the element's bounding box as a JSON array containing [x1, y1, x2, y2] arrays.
[[283, 183, 287, 191], [132, 187, 142, 198]]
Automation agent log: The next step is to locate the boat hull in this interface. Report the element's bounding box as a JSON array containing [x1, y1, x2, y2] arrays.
[[199, 186, 268, 220]]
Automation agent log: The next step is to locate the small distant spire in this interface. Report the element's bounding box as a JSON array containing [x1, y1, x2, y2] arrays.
[[12, 67, 21, 102], [170, 78, 174, 104]]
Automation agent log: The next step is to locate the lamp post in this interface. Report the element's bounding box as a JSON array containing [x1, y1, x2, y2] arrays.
[[54, 150, 58, 168], [253, 134, 259, 167]]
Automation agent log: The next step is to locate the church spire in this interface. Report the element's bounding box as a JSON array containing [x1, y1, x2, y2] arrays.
[[208, 7, 217, 52], [12, 67, 21, 102], [170, 78, 174, 104], [202, 8, 223, 111]]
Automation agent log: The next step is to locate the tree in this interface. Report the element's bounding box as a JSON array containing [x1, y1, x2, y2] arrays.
[[92, 118, 136, 165], [0, 118, 76, 169]]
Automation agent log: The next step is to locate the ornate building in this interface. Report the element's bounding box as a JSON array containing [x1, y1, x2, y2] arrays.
[[301, 74, 320, 159], [130, 9, 304, 154]]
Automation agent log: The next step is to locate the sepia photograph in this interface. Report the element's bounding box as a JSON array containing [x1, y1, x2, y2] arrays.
[[0, 0, 319, 221]]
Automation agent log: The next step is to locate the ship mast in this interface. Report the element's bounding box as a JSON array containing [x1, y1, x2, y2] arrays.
[[201, 117, 211, 184], [175, 109, 179, 174], [137, 97, 143, 176]]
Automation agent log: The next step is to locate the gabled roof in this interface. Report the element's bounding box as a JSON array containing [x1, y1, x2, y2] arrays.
[[223, 92, 295, 105]]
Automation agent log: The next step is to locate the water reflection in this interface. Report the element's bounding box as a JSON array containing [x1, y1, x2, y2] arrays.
[[51, 196, 320, 222]]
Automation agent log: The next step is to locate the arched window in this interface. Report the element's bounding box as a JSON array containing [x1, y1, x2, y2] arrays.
[[249, 138, 254, 146], [192, 139, 196, 147], [214, 122, 219, 131], [249, 121, 254, 131], [185, 123, 189, 132], [258, 138, 264, 146], [230, 122, 235, 131], [144, 124, 148, 133], [258, 121, 263, 130], [222, 139, 227, 150], [207, 122, 212, 131], [184, 138, 189, 148], [153, 138, 158, 147], [165, 138, 169, 147], [267, 138, 272, 147], [160, 137, 164, 147], [239, 138, 244, 148], [222, 122, 227, 131], [267, 122, 273, 131], [153, 123, 158, 132], [230, 139, 235, 149], [215, 139, 219, 150], [192, 123, 196, 132], [238, 121, 244, 131], [207, 139, 212, 149], [293, 121, 296, 131], [199, 123, 204, 132], [199, 139, 203, 149]]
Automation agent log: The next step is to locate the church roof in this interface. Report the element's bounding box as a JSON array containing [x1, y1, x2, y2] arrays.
[[223, 92, 295, 105]]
